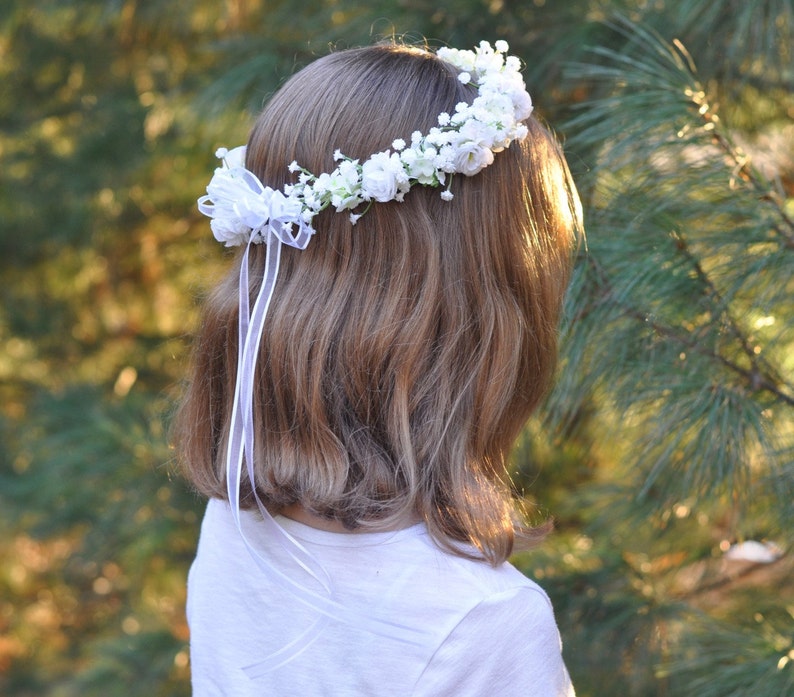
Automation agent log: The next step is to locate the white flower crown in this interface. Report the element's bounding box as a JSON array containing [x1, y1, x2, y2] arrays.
[[198, 40, 532, 247]]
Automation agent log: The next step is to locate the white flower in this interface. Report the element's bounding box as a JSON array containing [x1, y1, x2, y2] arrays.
[[223, 146, 247, 169], [401, 146, 439, 185], [312, 172, 330, 195], [512, 123, 528, 142], [511, 88, 533, 121], [440, 190, 454, 201], [425, 127, 450, 148], [392, 138, 406, 151], [337, 158, 361, 185], [435, 144, 456, 173], [361, 151, 407, 202], [458, 71, 471, 85], [469, 93, 517, 134], [288, 160, 301, 173], [450, 118, 502, 158], [437, 46, 476, 73], [313, 160, 363, 211], [302, 186, 318, 209], [495, 40, 509, 53], [209, 215, 249, 247], [473, 41, 504, 74], [452, 141, 494, 176], [200, 167, 271, 246]]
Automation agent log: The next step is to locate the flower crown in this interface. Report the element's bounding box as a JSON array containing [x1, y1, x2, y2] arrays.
[[198, 40, 532, 247]]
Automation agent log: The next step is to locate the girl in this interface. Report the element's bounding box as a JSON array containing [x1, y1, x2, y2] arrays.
[[175, 40, 581, 696]]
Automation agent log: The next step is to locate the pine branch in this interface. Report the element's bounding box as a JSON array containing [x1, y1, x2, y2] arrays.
[[670, 231, 793, 403], [584, 253, 794, 409], [683, 78, 794, 249]]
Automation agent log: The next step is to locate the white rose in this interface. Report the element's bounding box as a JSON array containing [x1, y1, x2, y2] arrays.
[[209, 216, 250, 247], [361, 152, 405, 202], [202, 168, 279, 246], [458, 117, 499, 149], [452, 141, 494, 176], [511, 89, 533, 121], [201, 169, 257, 246]]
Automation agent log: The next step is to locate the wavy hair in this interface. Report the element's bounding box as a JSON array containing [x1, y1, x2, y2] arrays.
[[173, 43, 582, 565]]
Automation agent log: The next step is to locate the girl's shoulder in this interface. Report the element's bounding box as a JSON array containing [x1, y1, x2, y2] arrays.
[[412, 582, 574, 697]]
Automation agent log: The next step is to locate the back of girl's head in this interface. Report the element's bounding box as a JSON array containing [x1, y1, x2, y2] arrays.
[[175, 42, 582, 564]]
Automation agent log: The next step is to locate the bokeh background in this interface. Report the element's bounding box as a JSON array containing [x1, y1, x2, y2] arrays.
[[1, 1, 792, 695]]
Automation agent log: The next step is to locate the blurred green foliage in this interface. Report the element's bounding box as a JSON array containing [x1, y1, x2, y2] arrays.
[[1, 1, 792, 695]]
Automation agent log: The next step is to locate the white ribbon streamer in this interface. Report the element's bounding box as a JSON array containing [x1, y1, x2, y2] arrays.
[[211, 185, 433, 675]]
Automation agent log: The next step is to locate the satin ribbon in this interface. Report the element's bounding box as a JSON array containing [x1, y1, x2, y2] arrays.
[[219, 203, 432, 677]]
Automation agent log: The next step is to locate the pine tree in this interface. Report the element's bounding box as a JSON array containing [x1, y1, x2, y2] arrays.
[[523, 8, 794, 696]]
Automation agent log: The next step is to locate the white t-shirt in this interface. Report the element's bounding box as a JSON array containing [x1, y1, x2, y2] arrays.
[[188, 498, 575, 696]]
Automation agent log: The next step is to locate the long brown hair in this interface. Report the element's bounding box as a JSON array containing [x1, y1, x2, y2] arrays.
[[173, 43, 582, 565]]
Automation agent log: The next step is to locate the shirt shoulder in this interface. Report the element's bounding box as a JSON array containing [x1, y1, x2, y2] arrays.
[[413, 584, 575, 697]]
